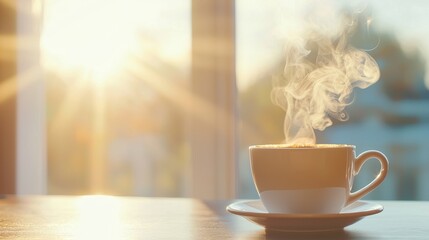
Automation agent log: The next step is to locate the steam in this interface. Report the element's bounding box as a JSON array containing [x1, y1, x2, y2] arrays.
[[271, 9, 380, 145]]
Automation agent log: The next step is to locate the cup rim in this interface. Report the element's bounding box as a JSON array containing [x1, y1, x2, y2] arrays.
[[249, 144, 355, 149]]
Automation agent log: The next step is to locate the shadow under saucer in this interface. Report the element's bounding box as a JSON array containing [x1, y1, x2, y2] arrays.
[[263, 229, 369, 240]]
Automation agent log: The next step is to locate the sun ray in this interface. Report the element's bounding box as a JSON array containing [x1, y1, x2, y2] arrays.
[[0, 34, 16, 49], [48, 74, 91, 137], [0, 34, 40, 55], [0, 66, 40, 104], [89, 81, 107, 193], [125, 57, 233, 131], [0, 75, 18, 104], [0, 0, 39, 16], [0, 0, 16, 11], [41, 0, 193, 195]]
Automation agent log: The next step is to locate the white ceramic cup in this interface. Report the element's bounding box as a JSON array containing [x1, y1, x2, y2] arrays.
[[249, 144, 389, 214]]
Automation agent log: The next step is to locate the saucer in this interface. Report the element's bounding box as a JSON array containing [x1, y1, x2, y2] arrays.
[[226, 200, 383, 232]]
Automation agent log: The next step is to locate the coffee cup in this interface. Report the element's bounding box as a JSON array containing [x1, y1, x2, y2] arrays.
[[249, 144, 389, 214]]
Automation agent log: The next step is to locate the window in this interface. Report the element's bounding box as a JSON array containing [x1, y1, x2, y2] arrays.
[[13, 0, 429, 200], [16, 0, 236, 199], [39, 0, 193, 196]]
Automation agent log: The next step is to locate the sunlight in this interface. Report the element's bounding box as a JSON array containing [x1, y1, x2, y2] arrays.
[[0, 66, 40, 103], [41, 0, 145, 193], [41, 0, 141, 82], [73, 195, 125, 239], [126, 59, 235, 130], [0, 35, 16, 53], [41, 0, 192, 195]]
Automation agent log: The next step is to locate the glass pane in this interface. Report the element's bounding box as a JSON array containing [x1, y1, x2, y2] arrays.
[[41, 0, 190, 196], [236, 0, 429, 200]]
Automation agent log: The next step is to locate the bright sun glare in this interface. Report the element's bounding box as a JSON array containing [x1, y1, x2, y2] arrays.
[[41, 0, 140, 81]]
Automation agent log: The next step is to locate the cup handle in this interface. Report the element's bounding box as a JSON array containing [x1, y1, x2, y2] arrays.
[[346, 150, 389, 206]]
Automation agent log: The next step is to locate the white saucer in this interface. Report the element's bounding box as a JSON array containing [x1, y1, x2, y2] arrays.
[[226, 200, 383, 232]]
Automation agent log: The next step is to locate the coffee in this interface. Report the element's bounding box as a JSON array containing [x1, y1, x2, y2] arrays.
[[252, 144, 353, 148], [250, 144, 389, 214]]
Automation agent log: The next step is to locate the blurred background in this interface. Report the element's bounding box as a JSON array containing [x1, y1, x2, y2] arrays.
[[236, 0, 429, 200], [0, 0, 428, 200]]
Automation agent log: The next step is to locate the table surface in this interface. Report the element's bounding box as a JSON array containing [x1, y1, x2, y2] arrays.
[[0, 195, 427, 239]]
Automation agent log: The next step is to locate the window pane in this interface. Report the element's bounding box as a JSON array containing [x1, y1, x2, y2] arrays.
[[237, 0, 429, 200], [41, 0, 191, 196]]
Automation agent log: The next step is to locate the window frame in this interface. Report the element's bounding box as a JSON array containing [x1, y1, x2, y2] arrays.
[[190, 0, 237, 199], [16, 0, 47, 194]]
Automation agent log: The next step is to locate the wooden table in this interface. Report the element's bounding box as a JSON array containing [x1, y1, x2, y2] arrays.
[[0, 195, 427, 239]]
